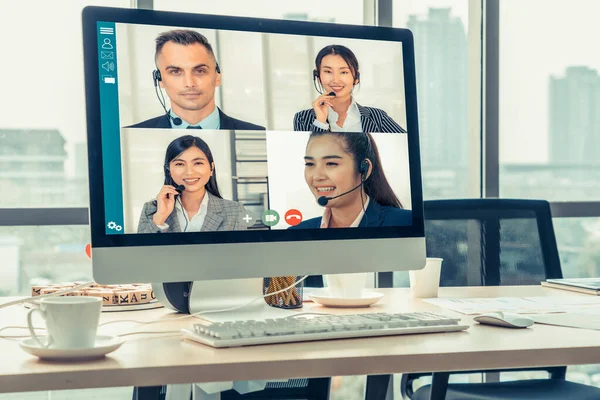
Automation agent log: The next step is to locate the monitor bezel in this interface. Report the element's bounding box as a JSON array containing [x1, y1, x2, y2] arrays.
[[82, 6, 424, 249]]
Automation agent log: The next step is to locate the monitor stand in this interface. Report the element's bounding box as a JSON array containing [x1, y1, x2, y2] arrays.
[[188, 278, 300, 323]]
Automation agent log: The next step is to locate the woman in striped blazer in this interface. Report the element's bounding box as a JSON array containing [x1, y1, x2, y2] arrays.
[[293, 44, 406, 134]]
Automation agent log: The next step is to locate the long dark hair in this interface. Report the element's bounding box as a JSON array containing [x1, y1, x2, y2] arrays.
[[163, 135, 222, 199], [307, 131, 402, 208], [314, 45, 360, 87]]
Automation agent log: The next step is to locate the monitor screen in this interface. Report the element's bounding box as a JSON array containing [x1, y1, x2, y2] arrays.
[[83, 7, 425, 283]]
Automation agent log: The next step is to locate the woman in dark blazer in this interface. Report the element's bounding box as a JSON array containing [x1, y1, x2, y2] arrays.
[[290, 131, 411, 229], [293, 45, 406, 134]]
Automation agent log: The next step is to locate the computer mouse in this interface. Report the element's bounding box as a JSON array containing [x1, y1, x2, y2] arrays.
[[474, 312, 534, 328]]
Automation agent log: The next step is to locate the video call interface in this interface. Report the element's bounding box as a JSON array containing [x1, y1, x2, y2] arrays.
[[96, 21, 413, 236]]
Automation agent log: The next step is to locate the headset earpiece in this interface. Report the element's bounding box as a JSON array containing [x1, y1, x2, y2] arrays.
[[153, 70, 162, 87], [359, 159, 369, 176], [360, 133, 372, 177], [165, 164, 178, 184], [312, 69, 324, 95]]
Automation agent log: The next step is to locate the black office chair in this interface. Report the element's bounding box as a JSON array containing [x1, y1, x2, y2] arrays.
[[396, 199, 600, 400]]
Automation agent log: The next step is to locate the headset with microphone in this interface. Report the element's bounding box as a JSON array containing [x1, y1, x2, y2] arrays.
[[317, 158, 369, 206], [317, 134, 372, 207], [163, 161, 215, 232], [163, 164, 188, 231], [152, 63, 221, 126], [163, 159, 215, 195], [153, 70, 182, 126], [163, 164, 186, 196]]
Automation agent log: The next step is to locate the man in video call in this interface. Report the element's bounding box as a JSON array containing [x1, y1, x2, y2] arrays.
[[130, 29, 264, 130]]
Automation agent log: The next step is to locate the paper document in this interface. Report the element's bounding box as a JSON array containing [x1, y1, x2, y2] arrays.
[[532, 313, 600, 330], [425, 296, 600, 315]]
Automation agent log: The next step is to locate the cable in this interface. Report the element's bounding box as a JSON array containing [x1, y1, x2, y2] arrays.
[[184, 275, 309, 318], [284, 312, 330, 318], [117, 330, 180, 338], [0, 282, 95, 340], [154, 82, 169, 113], [0, 277, 315, 340], [360, 133, 371, 226], [97, 276, 312, 331], [108, 276, 320, 337], [115, 312, 331, 338], [0, 281, 95, 311], [360, 177, 368, 227], [0, 325, 45, 334], [0, 325, 46, 340], [178, 197, 189, 232]]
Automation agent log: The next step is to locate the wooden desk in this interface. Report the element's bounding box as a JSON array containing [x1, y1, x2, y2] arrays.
[[1, 286, 600, 394]]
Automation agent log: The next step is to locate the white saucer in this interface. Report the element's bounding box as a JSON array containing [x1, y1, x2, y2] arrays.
[[308, 291, 384, 308], [19, 335, 124, 361]]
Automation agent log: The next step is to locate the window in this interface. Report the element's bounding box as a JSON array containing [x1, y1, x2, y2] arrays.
[[0, 0, 130, 208], [0, 225, 92, 296], [498, 0, 600, 291], [499, 0, 600, 201], [554, 218, 600, 278], [394, 0, 476, 199], [153, 0, 365, 24]]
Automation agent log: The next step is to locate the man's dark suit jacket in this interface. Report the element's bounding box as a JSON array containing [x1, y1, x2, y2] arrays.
[[289, 199, 412, 229], [128, 108, 265, 130]]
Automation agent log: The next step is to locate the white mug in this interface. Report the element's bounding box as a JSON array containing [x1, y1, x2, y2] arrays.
[[323, 273, 367, 298], [27, 296, 102, 349], [409, 258, 443, 298]]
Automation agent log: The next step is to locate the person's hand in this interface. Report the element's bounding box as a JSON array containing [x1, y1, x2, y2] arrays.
[[312, 93, 335, 124], [152, 185, 179, 226]]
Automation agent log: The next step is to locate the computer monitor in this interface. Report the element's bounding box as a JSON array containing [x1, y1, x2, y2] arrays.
[[82, 7, 425, 289]]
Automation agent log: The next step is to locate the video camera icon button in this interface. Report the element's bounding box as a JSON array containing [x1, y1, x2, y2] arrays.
[[262, 210, 280, 227]]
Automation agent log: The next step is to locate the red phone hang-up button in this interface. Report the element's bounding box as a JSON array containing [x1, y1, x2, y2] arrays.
[[284, 209, 303, 226]]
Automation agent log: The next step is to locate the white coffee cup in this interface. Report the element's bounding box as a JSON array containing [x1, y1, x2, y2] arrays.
[[27, 296, 102, 349], [323, 273, 367, 298], [409, 258, 443, 298]]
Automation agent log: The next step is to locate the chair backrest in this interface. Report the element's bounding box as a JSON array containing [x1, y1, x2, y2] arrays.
[[423, 199, 562, 286], [395, 199, 567, 399]]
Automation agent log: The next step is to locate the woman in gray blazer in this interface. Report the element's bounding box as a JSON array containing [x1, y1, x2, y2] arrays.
[[138, 135, 248, 233]]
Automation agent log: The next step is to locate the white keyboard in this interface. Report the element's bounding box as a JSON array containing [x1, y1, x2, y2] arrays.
[[181, 312, 469, 348]]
